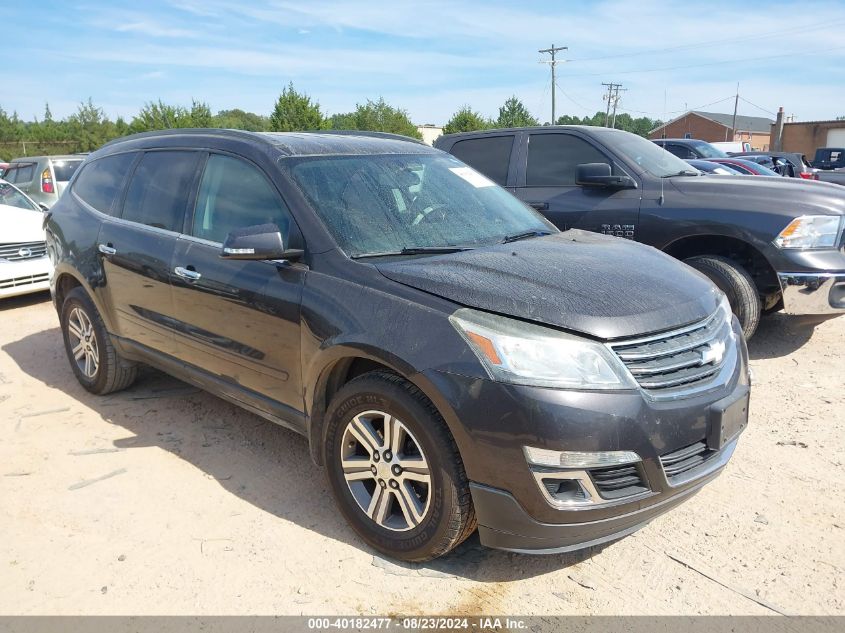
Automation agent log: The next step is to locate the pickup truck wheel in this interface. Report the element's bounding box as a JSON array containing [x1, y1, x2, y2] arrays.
[[684, 255, 760, 339], [323, 371, 476, 562], [60, 287, 138, 394]]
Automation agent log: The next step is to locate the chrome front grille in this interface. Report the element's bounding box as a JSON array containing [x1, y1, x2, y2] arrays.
[[0, 241, 47, 261], [609, 303, 735, 397]]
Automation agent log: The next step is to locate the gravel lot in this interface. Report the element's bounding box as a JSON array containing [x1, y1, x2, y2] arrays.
[[1, 292, 843, 616]]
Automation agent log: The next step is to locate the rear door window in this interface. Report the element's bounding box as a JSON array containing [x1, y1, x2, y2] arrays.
[[191, 154, 292, 244], [10, 163, 35, 184], [73, 153, 137, 215], [121, 151, 201, 232], [664, 144, 695, 160], [51, 159, 83, 181], [448, 136, 514, 186], [526, 134, 611, 186]]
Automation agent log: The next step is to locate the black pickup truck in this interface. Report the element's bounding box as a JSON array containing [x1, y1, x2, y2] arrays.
[[435, 126, 845, 338]]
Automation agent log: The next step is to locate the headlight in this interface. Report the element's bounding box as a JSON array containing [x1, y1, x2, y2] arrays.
[[774, 215, 843, 249], [449, 309, 636, 390]]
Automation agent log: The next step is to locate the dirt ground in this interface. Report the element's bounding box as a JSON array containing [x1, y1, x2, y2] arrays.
[[1, 292, 843, 617]]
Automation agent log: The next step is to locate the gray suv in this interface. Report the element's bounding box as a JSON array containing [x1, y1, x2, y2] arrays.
[[4, 155, 85, 208]]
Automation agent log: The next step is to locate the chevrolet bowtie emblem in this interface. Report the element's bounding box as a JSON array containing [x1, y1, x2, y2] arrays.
[[699, 340, 726, 366]]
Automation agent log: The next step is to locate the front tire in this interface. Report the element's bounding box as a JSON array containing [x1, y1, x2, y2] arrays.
[[684, 255, 761, 339], [323, 371, 476, 562], [60, 287, 137, 394]]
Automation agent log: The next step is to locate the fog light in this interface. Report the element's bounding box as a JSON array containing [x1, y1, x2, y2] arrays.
[[523, 446, 640, 469]]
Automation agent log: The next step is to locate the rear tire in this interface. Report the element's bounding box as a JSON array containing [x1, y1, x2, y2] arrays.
[[684, 255, 760, 339], [60, 287, 137, 394], [323, 371, 476, 562]]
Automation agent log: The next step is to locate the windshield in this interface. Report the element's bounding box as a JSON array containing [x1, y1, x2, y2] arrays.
[[605, 133, 699, 178], [0, 181, 39, 211], [694, 142, 729, 159], [287, 153, 555, 257]]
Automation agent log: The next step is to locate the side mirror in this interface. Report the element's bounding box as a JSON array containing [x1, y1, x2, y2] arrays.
[[576, 163, 636, 188], [220, 223, 303, 261]]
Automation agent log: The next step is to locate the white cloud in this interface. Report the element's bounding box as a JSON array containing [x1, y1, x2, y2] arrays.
[[114, 19, 201, 39]]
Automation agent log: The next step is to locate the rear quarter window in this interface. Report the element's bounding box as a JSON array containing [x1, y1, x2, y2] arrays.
[[73, 153, 137, 215], [9, 163, 35, 184], [448, 136, 514, 186]]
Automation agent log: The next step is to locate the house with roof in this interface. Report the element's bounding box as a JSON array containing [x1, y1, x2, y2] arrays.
[[649, 110, 774, 150]]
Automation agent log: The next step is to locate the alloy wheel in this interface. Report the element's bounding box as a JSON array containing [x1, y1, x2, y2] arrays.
[[67, 307, 99, 379], [340, 410, 432, 532]]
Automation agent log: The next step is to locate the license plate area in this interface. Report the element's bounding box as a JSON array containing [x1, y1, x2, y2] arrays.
[[707, 390, 749, 449]]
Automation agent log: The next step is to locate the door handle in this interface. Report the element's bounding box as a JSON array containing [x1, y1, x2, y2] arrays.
[[174, 266, 202, 281], [528, 201, 549, 211], [98, 244, 116, 256]]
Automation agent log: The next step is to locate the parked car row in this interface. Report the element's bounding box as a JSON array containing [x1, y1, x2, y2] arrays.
[[3, 125, 842, 563]]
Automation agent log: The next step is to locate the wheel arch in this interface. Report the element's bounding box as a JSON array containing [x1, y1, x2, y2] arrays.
[[304, 345, 467, 469], [662, 233, 780, 300]]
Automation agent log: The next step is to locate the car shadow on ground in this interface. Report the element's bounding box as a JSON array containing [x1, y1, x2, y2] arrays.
[[3, 326, 606, 582], [0, 290, 51, 312], [748, 312, 830, 360]]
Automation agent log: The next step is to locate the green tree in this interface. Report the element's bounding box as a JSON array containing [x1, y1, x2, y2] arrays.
[[131, 100, 191, 132], [329, 97, 422, 139], [189, 99, 213, 127], [495, 96, 539, 128], [269, 83, 323, 131], [213, 109, 270, 131], [67, 98, 111, 151], [554, 110, 662, 137], [442, 106, 490, 135]]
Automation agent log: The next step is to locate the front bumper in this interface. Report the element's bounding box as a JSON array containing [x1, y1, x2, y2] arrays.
[[418, 319, 749, 552], [777, 272, 845, 315], [0, 257, 51, 299], [472, 438, 737, 553]]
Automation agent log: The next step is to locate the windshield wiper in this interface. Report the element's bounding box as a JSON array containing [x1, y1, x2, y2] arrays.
[[501, 230, 552, 244], [661, 169, 700, 178], [351, 246, 475, 259]]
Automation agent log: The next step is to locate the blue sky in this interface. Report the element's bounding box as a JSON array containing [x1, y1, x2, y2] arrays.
[[5, 1, 845, 125]]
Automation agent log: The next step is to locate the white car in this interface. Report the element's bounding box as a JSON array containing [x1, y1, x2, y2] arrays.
[[0, 179, 51, 299]]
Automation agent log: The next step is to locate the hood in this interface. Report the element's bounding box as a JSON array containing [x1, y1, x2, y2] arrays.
[[0, 204, 46, 243], [669, 174, 845, 218], [376, 231, 721, 340]]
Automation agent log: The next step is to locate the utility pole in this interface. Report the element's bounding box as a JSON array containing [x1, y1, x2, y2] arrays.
[[729, 82, 739, 141], [539, 44, 567, 124], [607, 83, 626, 128], [602, 83, 615, 126], [602, 83, 625, 128]]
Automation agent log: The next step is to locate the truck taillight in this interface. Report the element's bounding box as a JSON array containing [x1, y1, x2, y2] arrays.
[[41, 168, 54, 193], [798, 172, 819, 181]]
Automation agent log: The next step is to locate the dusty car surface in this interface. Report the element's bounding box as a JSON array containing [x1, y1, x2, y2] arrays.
[[46, 129, 749, 561]]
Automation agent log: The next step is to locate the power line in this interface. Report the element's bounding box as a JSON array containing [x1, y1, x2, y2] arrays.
[[553, 81, 592, 112], [738, 96, 777, 117], [558, 44, 845, 78], [566, 18, 845, 64], [539, 44, 567, 123]]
